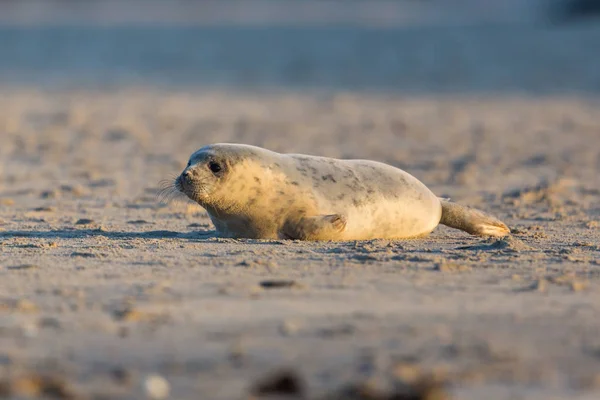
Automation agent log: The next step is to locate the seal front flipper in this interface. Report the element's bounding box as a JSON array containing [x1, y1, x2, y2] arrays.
[[281, 214, 347, 241]]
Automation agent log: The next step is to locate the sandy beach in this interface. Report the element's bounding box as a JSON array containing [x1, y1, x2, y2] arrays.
[[1, 4, 600, 399]]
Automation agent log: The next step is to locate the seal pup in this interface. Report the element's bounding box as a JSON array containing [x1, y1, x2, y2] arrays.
[[172, 143, 509, 241]]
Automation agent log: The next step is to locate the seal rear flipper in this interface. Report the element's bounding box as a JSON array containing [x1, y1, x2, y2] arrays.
[[281, 214, 347, 241], [439, 200, 510, 237]]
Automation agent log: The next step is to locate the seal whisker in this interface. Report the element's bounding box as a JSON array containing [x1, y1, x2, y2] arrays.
[[157, 188, 181, 204], [157, 176, 186, 204]]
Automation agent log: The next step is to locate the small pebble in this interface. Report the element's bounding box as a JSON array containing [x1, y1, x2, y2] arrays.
[[143, 374, 170, 399], [32, 207, 55, 212], [75, 218, 95, 225], [60, 184, 87, 197], [128, 220, 151, 225], [70, 252, 96, 258], [250, 369, 304, 398], [40, 190, 59, 199], [259, 280, 299, 289], [7, 264, 39, 271], [38, 317, 62, 330], [111, 367, 133, 386]]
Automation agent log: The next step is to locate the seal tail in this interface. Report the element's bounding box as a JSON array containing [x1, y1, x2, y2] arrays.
[[439, 199, 510, 237]]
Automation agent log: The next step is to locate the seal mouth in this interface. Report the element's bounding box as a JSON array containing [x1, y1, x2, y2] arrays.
[[176, 175, 194, 198], [176, 173, 204, 202]]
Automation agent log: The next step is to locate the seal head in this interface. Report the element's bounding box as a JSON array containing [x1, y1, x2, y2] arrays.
[[176, 146, 231, 205], [175, 144, 289, 238]]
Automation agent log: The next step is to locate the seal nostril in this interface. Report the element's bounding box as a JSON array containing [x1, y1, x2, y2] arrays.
[[181, 171, 192, 184]]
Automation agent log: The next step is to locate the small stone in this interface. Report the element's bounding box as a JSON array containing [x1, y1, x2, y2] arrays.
[[0, 198, 14, 206], [89, 178, 116, 188], [106, 128, 130, 141], [32, 207, 55, 212], [187, 223, 209, 228], [60, 184, 87, 197], [318, 323, 355, 338], [143, 374, 170, 399], [128, 220, 151, 225], [573, 241, 594, 247], [75, 218, 95, 225], [356, 349, 382, 377], [259, 280, 300, 289], [250, 369, 305, 398], [529, 279, 547, 292], [111, 367, 133, 386], [40, 190, 60, 199], [70, 252, 96, 258], [7, 264, 38, 271], [38, 317, 62, 330]]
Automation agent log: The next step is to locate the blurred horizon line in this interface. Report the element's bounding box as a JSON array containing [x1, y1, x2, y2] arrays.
[[0, 0, 545, 28], [0, 23, 599, 95]]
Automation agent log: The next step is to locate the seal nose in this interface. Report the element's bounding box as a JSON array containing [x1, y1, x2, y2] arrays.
[[182, 170, 193, 184]]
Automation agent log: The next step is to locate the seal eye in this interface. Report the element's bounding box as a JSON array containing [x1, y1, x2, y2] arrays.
[[208, 161, 222, 174]]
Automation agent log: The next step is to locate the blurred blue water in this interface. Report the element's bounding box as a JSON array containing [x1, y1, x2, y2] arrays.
[[0, 24, 599, 94]]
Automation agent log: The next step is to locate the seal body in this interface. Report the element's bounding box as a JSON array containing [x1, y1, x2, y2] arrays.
[[175, 143, 508, 241]]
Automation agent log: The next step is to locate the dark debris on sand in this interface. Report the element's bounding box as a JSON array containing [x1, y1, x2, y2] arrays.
[[248, 368, 449, 400]]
